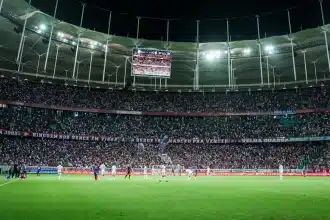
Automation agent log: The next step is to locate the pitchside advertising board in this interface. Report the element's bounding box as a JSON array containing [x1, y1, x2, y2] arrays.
[[22, 167, 330, 176], [132, 48, 172, 78]]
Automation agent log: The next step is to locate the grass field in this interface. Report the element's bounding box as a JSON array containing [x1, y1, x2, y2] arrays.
[[1, 175, 330, 220]]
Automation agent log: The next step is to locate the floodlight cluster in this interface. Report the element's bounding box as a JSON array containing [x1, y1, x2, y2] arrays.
[[203, 45, 275, 61], [33, 23, 109, 52], [265, 45, 274, 54]]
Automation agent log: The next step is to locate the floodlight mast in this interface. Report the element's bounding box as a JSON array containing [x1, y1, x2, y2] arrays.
[[287, 9, 297, 82], [102, 11, 112, 83], [195, 20, 200, 91], [16, 0, 32, 64], [72, 3, 86, 79], [43, 0, 59, 72], [226, 19, 231, 88], [319, 0, 330, 72], [256, 15, 263, 86]]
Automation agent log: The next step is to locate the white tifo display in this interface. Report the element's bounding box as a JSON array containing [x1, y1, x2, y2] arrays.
[[132, 49, 172, 78]]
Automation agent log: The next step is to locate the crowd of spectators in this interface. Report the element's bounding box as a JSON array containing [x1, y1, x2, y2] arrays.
[[0, 136, 329, 170], [0, 77, 329, 112], [1, 77, 330, 170], [1, 106, 330, 138]]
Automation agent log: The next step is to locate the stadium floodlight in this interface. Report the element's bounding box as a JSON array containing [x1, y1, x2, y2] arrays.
[[90, 44, 95, 49], [205, 50, 221, 60], [243, 48, 251, 55], [265, 45, 274, 54], [72, 41, 77, 46], [39, 24, 46, 31], [57, 32, 64, 38], [224, 50, 233, 54]]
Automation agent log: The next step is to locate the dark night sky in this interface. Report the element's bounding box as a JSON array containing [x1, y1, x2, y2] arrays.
[[30, 0, 330, 42]]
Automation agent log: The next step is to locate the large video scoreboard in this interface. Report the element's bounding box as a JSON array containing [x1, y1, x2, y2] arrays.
[[132, 49, 172, 78]]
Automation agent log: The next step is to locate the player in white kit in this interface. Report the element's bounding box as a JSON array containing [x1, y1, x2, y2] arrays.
[[207, 166, 211, 176], [100, 164, 106, 176], [144, 166, 148, 179], [111, 165, 117, 179], [159, 165, 168, 182], [187, 169, 193, 180], [279, 164, 284, 180], [57, 164, 63, 180]]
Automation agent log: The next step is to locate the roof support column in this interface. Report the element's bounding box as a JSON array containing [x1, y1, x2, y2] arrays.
[[133, 17, 141, 87], [16, 0, 31, 64], [0, 0, 4, 13], [272, 66, 276, 87], [301, 50, 308, 84], [44, 0, 59, 72], [53, 44, 61, 79], [287, 9, 297, 82], [17, 36, 26, 72], [102, 11, 112, 83], [115, 66, 119, 85], [319, 0, 330, 72], [256, 15, 263, 86], [88, 50, 94, 84], [312, 61, 318, 84], [36, 52, 45, 77], [230, 59, 233, 89], [124, 56, 128, 87], [194, 20, 200, 91], [72, 3, 86, 79], [226, 18, 231, 88], [266, 56, 270, 87]]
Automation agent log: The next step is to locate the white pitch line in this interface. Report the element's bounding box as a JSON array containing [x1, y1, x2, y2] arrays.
[[0, 178, 19, 187]]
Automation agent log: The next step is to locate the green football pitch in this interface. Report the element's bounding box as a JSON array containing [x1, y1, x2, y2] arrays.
[[1, 175, 330, 220]]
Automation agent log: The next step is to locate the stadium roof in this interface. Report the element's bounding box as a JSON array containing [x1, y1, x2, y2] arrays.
[[0, 0, 330, 91]]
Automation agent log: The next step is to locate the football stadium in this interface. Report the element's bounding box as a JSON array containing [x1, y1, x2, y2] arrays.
[[1, 0, 330, 219]]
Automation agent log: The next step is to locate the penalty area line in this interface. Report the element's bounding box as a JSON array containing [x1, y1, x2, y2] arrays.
[[0, 178, 19, 187]]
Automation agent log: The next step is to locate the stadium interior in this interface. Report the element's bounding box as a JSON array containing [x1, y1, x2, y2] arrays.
[[1, 0, 330, 220]]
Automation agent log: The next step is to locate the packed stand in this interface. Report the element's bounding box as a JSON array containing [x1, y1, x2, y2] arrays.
[[1, 77, 330, 112], [1, 106, 330, 138], [0, 137, 162, 168], [0, 136, 329, 170]]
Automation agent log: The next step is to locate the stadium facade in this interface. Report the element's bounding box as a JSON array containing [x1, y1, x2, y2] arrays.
[[0, 0, 330, 91]]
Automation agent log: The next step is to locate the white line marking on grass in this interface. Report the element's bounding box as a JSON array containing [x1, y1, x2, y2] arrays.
[[0, 178, 19, 187]]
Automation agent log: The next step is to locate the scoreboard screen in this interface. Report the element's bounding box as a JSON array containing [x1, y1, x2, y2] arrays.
[[132, 49, 172, 78]]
